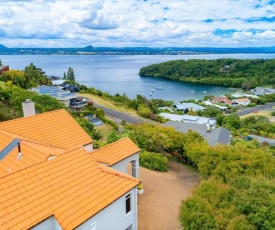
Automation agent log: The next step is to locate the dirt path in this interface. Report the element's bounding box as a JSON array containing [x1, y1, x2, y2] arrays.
[[138, 160, 200, 230]]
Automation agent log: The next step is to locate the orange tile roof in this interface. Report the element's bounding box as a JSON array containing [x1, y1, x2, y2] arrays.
[[0, 130, 65, 177], [0, 148, 139, 230], [0, 109, 93, 150], [211, 96, 233, 105], [235, 98, 251, 102], [91, 137, 140, 165]]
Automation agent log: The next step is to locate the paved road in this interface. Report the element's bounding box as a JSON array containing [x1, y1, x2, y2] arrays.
[[93, 102, 157, 124], [89, 98, 275, 124], [249, 135, 275, 146], [235, 102, 275, 116]]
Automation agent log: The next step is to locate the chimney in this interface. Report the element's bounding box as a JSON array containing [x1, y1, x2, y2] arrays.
[[206, 123, 211, 133], [22, 99, 35, 117]]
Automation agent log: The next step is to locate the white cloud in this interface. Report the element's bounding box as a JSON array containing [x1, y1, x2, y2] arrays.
[[0, 0, 275, 47]]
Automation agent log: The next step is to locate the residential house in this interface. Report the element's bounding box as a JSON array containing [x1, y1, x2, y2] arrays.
[[59, 84, 81, 92], [0, 102, 141, 230], [203, 101, 228, 112], [0, 65, 9, 75], [211, 96, 238, 106], [173, 103, 206, 113], [232, 98, 251, 106], [51, 79, 65, 85], [159, 113, 216, 128], [231, 93, 259, 99], [163, 121, 231, 146], [250, 87, 275, 95], [31, 85, 86, 108]]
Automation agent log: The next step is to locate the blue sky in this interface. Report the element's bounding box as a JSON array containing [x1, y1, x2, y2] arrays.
[[0, 0, 275, 48]]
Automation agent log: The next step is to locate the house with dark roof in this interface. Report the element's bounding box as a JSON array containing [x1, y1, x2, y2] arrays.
[[173, 103, 206, 113], [159, 113, 217, 128], [59, 84, 81, 92], [250, 87, 275, 95], [0, 65, 9, 75], [163, 121, 231, 146], [232, 98, 251, 106], [31, 85, 86, 108], [0, 101, 141, 230]]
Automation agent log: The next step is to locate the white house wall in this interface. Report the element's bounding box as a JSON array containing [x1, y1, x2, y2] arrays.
[[75, 188, 138, 230], [111, 154, 139, 178], [31, 216, 62, 230], [84, 143, 93, 153]]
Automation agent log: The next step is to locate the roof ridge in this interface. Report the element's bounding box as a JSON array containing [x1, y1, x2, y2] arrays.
[[97, 163, 140, 183], [92, 137, 130, 153], [0, 109, 93, 149], [0, 109, 67, 125]]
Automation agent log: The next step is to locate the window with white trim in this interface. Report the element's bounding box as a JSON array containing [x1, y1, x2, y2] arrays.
[[125, 194, 131, 214]]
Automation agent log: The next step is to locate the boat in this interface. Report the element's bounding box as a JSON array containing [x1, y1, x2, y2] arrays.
[[151, 89, 154, 92], [150, 92, 153, 96], [203, 91, 207, 94], [156, 86, 164, 90], [190, 91, 194, 93]]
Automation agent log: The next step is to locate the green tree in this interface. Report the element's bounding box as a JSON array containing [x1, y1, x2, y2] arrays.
[[63, 72, 67, 80], [222, 114, 241, 130], [66, 67, 75, 82]]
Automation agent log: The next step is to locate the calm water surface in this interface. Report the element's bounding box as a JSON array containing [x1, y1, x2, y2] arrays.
[[1, 54, 275, 103]]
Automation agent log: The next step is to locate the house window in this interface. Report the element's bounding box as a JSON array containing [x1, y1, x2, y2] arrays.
[[126, 224, 133, 230], [126, 194, 131, 214]]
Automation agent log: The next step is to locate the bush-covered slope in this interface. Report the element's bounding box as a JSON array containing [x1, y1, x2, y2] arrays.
[[139, 58, 275, 88]]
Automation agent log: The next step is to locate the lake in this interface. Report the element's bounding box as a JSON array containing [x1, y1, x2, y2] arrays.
[[1, 53, 275, 103]]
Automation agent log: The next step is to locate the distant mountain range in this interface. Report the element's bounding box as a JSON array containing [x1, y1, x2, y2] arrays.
[[1, 44, 275, 55]]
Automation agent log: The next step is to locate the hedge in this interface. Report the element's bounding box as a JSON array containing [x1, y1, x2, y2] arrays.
[[139, 151, 168, 172]]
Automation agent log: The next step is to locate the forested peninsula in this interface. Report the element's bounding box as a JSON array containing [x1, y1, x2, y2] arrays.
[[139, 58, 275, 89]]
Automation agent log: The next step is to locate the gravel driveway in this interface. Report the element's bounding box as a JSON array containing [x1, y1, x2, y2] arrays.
[[138, 160, 200, 230]]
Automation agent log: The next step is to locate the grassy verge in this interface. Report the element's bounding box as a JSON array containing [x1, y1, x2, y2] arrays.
[[79, 93, 139, 116], [79, 93, 160, 124]]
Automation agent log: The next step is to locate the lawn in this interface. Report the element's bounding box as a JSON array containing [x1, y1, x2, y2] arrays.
[[94, 124, 113, 142], [240, 109, 275, 123]]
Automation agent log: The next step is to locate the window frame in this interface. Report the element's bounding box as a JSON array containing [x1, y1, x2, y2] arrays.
[[125, 193, 132, 215]]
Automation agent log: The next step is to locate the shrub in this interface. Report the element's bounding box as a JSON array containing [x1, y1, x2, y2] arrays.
[[139, 151, 168, 172], [271, 111, 275, 116], [247, 103, 256, 107]]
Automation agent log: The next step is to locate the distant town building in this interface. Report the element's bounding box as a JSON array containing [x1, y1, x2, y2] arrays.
[[0, 65, 9, 75]]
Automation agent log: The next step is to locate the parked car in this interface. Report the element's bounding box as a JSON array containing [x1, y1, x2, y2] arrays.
[[243, 136, 253, 141]]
